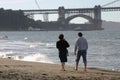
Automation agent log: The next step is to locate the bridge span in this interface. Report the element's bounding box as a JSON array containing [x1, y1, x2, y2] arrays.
[[18, 5, 120, 30], [22, 6, 120, 14]]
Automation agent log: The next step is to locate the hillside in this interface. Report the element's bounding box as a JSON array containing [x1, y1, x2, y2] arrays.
[[102, 21, 120, 30]]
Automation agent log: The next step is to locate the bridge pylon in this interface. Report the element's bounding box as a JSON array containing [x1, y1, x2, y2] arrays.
[[94, 5, 102, 28], [57, 5, 103, 30], [58, 6, 66, 25]]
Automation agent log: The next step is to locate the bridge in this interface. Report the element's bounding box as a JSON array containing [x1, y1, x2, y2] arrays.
[[19, 1, 120, 30]]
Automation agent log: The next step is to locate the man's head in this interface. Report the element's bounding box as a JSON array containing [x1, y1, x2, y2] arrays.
[[59, 34, 64, 40], [78, 32, 83, 37]]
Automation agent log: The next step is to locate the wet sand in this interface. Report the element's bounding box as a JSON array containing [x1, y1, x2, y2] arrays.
[[0, 58, 120, 80]]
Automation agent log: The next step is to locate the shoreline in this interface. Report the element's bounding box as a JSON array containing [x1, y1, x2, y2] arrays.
[[0, 58, 120, 80]]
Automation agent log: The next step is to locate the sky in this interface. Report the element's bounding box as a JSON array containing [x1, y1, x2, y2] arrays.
[[0, 0, 120, 22]]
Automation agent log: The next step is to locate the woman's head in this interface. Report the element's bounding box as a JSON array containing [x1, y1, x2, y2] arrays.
[[59, 34, 64, 40]]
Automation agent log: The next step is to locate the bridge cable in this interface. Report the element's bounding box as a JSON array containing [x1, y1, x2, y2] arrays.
[[102, 0, 120, 7], [34, 0, 40, 9]]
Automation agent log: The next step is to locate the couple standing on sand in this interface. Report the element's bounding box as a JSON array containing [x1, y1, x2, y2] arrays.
[[56, 32, 88, 71]]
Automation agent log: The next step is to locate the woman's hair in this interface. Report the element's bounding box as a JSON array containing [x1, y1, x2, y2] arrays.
[[59, 34, 64, 39]]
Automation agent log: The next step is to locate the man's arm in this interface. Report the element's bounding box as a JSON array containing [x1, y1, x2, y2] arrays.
[[74, 40, 78, 55]]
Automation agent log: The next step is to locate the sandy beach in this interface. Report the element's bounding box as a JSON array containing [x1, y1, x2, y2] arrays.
[[0, 58, 120, 80]]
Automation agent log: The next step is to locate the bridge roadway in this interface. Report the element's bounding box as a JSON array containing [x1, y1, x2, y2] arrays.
[[19, 6, 120, 14]]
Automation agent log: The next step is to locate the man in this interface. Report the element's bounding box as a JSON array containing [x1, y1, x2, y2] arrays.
[[56, 34, 70, 71], [74, 32, 88, 71]]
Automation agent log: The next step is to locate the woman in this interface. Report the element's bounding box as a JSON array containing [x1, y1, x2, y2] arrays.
[[56, 34, 70, 71]]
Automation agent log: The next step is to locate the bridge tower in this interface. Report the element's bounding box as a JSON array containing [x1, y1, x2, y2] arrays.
[[58, 6, 66, 25], [94, 5, 102, 28], [57, 5, 103, 29]]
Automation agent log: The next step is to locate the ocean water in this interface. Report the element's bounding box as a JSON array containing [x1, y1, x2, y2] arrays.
[[0, 29, 120, 71]]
